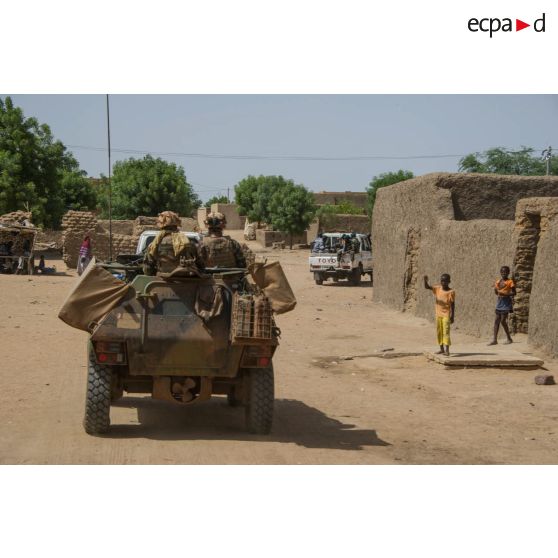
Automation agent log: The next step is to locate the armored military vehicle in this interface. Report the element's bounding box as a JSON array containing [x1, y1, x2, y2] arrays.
[[60, 261, 294, 436]]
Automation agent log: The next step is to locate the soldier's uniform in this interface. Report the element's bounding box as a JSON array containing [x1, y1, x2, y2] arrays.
[[199, 212, 247, 268], [199, 235, 246, 268], [143, 211, 200, 276], [350, 234, 360, 253]]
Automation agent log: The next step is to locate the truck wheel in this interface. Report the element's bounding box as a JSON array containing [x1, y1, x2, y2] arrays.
[[349, 266, 362, 286], [245, 366, 274, 435], [84, 347, 112, 435], [314, 272, 324, 285], [227, 391, 242, 407]]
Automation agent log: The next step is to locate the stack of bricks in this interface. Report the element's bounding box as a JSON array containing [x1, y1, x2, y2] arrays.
[[0, 210, 33, 225], [133, 216, 159, 237], [61, 211, 98, 267], [62, 212, 200, 268]]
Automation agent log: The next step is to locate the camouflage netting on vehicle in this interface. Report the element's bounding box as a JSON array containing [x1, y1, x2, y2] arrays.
[[249, 261, 296, 315], [58, 258, 130, 332]]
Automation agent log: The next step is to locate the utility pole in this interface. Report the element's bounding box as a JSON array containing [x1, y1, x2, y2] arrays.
[[227, 187, 230, 203], [542, 146, 552, 176], [106, 94, 113, 261]]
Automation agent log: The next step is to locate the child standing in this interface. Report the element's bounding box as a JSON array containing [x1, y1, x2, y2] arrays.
[[424, 273, 456, 356], [488, 265, 516, 345]]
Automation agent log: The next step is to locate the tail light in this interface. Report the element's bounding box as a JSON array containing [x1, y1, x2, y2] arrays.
[[94, 341, 127, 365]]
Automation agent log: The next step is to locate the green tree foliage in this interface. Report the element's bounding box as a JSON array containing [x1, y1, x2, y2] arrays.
[[366, 170, 414, 218], [61, 170, 98, 211], [100, 155, 201, 219], [459, 147, 558, 175], [267, 182, 316, 248], [0, 96, 94, 227], [234, 175, 291, 223], [205, 194, 229, 207]]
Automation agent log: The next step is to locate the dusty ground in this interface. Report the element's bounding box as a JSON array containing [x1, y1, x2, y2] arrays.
[[1, 236, 557, 464]]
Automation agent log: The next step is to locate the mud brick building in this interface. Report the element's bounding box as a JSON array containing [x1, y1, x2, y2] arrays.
[[61, 211, 198, 268], [372, 172, 558, 355]]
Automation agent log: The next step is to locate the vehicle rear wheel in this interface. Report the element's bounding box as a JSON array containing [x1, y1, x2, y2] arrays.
[[245, 366, 274, 434], [227, 390, 242, 407], [84, 347, 112, 435], [313, 272, 324, 285], [349, 266, 362, 286]]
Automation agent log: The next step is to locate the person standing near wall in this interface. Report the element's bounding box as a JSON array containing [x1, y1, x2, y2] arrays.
[[424, 273, 455, 356], [77, 235, 92, 275], [488, 266, 516, 345]]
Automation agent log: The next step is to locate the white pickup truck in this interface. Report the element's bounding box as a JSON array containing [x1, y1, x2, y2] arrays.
[[135, 230, 203, 254], [308, 233, 372, 286]]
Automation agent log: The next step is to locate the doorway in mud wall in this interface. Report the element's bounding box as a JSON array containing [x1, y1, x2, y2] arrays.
[[403, 228, 421, 311], [512, 212, 541, 333]]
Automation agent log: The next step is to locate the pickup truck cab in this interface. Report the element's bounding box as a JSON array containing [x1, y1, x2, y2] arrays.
[[136, 230, 203, 255], [308, 232, 372, 286]]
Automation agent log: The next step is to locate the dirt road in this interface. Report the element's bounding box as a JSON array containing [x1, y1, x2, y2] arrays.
[[1, 239, 557, 464]]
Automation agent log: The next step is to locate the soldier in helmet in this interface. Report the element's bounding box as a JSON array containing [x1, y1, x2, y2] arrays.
[[143, 211, 201, 276], [199, 212, 246, 268], [350, 232, 360, 255]]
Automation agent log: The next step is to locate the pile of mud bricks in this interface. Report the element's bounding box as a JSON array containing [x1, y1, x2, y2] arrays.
[[62, 211, 146, 268]]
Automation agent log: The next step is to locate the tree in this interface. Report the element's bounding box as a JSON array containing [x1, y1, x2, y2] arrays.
[[99, 155, 200, 219], [459, 146, 558, 175], [61, 170, 98, 212], [234, 175, 291, 223], [0, 96, 91, 227], [366, 170, 414, 218], [205, 194, 229, 207], [267, 182, 316, 248]]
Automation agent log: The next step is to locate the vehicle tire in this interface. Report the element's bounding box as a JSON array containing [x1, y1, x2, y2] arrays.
[[349, 266, 362, 286], [314, 272, 324, 285], [245, 366, 274, 435], [84, 347, 112, 435], [227, 391, 242, 407]]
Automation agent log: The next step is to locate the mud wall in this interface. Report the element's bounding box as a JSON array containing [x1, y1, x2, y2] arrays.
[[372, 173, 558, 351], [372, 174, 454, 310], [517, 198, 558, 355], [211, 203, 244, 229], [415, 219, 515, 338], [61, 211, 196, 268], [436, 174, 558, 221], [256, 229, 307, 247], [313, 191, 367, 209], [319, 214, 370, 234]]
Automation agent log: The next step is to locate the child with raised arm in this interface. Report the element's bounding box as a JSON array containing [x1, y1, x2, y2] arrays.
[[424, 273, 455, 356]]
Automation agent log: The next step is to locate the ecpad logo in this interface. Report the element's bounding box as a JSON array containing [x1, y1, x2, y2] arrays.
[[468, 13, 546, 37]]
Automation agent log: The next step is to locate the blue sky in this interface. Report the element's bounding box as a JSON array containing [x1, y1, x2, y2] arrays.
[[4, 95, 558, 202]]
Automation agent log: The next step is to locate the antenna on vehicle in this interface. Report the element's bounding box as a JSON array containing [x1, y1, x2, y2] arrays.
[[106, 94, 113, 261]]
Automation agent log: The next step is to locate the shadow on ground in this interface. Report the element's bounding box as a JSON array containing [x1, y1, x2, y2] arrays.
[[321, 280, 373, 288], [108, 397, 389, 450]]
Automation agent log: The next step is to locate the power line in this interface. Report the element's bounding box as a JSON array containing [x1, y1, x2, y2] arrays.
[[67, 143, 558, 162], [62, 144, 471, 162]]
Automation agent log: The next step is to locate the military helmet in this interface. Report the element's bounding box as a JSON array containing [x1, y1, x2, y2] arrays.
[[156, 211, 181, 229], [205, 211, 227, 228]]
